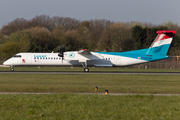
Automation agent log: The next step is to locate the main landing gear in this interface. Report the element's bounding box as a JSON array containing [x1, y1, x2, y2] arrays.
[[81, 62, 89, 72], [84, 68, 89, 72]]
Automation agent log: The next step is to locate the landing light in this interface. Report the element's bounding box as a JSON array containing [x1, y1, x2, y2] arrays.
[[95, 86, 98, 91], [105, 90, 109, 95]]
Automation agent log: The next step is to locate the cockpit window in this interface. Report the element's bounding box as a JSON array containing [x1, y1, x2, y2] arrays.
[[13, 55, 21, 58]]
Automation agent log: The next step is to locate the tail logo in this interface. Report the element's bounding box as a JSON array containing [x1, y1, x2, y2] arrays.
[[69, 53, 75, 58]]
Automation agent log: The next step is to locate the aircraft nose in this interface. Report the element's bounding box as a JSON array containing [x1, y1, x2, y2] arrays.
[[3, 61, 7, 65], [3, 59, 11, 66]]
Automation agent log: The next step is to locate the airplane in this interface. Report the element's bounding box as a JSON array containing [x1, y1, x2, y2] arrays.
[[3, 30, 176, 72]]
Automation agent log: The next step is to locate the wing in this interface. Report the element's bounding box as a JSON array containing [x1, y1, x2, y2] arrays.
[[64, 49, 104, 62], [64, 49, 112, 67]]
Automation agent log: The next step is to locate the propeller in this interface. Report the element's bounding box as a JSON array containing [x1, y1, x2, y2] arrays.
[[58, 45, 66, 63], [58, 50, 64, 63]]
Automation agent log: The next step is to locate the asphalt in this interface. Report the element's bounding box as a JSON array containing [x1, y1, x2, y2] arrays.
[[0, 71, 180, 75], [1, 92, 180, 96]]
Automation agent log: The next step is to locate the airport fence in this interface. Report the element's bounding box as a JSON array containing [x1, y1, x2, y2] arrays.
[[131, 56, 180, 69]]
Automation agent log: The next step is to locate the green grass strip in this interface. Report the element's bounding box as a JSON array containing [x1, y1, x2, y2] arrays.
[[1, 74, 180, 94], [0, 94, 180, 120]]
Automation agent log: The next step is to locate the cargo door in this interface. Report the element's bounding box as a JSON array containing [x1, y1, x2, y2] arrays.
[[116, 56, 121, 66]]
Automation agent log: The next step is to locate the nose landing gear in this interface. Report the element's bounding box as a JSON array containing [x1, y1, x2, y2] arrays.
[[11, 66, 14, 72]]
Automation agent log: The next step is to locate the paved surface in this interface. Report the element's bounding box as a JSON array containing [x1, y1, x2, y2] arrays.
[[1, 92, 180, 96], [0, 71, 180, 75]]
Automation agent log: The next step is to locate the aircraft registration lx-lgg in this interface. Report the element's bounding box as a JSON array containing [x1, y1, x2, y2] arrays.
[[3, 30, 177, 72]]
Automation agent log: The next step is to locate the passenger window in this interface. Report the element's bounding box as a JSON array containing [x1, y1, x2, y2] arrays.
[[37, 57, 39, 59], [34, 57, 36, 59], [40, 58, 42, 59]]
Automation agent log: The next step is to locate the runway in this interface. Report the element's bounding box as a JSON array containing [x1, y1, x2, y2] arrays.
[[1, 92, 180, 96], [1, 71, 180, 75]]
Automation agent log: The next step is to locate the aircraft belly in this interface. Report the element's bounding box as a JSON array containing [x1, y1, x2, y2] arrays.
[[32, 59, 72, 66], [119, 56, 147, 66], [67, 59, 113, 67], [88, 60, 113, 67]]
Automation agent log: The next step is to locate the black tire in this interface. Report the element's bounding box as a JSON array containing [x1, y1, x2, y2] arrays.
[[84, 68, 89, 72], [11, 68, 14, 72]]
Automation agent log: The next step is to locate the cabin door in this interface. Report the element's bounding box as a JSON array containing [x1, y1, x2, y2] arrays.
[[26, 55, 32, 64]]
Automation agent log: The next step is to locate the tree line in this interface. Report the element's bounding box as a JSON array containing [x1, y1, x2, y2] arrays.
[[0, 15, 180, 59]]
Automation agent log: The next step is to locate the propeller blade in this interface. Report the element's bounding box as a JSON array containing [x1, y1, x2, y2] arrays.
[[58, 45, 66, 64], [58, 51, 64, 63]]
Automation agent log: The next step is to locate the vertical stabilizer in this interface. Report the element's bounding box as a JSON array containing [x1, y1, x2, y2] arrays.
[[146, 30, 176, 56]]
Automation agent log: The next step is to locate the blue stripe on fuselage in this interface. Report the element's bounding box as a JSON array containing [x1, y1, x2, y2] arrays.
[[96, 44, 170, 62]]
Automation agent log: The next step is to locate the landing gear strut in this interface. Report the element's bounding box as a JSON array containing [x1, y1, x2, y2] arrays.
[[81, 62, 89, 72], [11, 66, 14, 72]]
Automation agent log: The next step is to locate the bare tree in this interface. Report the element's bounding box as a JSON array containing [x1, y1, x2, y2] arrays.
[[23, 15, 54, 31], [98, 22, 132, 52], [51, 17, 81, 31], [0, 18, 26, 35]]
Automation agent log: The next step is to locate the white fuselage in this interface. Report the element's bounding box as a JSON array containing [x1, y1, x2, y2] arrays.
[[3, 52, 148, 67]]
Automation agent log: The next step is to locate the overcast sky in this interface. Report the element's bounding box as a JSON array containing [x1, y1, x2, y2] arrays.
[[0, 0, 180, 28]]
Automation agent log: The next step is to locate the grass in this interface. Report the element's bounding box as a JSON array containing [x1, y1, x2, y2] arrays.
[[1, 94, 180, 120], [1, 74, 180, 94], [1, 72, 180, 119]]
